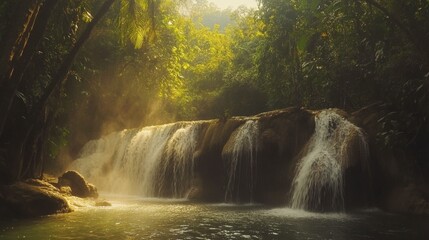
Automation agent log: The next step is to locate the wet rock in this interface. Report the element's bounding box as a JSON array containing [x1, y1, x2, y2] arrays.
[[58, 170, 98, 198], [95, 200, 112, 207], [255, 108, 315, 205], [59, 186, 72, 195], [384, 184, 429, 215], [351, 103, 429, 215], [189, 107, 316, 204], [186, 186, 204, 201], [0, 180, 71, 218], [87, 183, 98, 198]]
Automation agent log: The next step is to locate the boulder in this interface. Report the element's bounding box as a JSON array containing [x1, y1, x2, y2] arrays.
[[0, 180, 71, 218], [58, 170, 98, 198], [87, 183, 98, 198], [95, 200, 112, 207]]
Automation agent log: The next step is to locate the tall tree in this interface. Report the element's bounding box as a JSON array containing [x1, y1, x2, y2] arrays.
[[0, 0, 172, 182], [0, 0, 57, 137]]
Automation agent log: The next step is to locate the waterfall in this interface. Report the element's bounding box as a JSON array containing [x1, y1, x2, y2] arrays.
[[70, 122, 203, 198], [70, 129, 137, 192], [223, 120, 259, 203], [290, 110, 369, 211], [159, 124, 200, 198], [71, 119, 262, 202], [70, 108, 371, 207], [123, 124, 176, 196]]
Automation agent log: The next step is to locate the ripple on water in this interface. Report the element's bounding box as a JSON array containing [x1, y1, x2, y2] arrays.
[[1, 199, 428, 240], [264, 207, 354, 220]]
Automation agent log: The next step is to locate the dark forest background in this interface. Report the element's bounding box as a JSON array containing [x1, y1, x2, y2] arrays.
[[0, 0, 428, 183]]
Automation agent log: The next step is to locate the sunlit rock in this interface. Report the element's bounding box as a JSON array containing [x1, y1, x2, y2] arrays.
[[59, 186, 73, 195], [95, 200, 112, 207], [0, 180, 71, 218], [58, 170, 98, 198]]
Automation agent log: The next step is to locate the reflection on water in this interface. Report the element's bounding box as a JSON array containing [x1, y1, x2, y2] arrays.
[[0, 196, 427, 240]]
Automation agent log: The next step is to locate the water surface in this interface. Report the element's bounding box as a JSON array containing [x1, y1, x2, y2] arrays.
[[0, 196, 427, 239]]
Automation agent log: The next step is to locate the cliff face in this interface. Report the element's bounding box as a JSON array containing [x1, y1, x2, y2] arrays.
[[189, 107, 316, 204], [69, 106, 428, 214], [351, 103, 429, 215]]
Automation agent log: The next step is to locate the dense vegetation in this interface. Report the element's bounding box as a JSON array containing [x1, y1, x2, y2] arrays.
[[0, 0, 428, 183]]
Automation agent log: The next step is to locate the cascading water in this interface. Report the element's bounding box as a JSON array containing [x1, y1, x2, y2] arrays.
[[223, 120, 259, 203], [71, 108, 370, 208], [70, 122, 203, 198], [72, 118, 262, 202], [123, 124, 176, 196], [71, 129, 137, 193], [290, 110, 369, 211], [159, 124, 200, 198]]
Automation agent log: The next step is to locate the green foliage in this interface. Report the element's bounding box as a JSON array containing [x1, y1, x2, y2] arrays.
[[187, 0, 232, 30], [115, 0, 159, 48], [256, 0, 308, 107], [1, 0, 429, 173], [253, 0, 429, 154], [0, 1, 10, 42], [156, 5, 235, 119], [377, 78, 429, 149], [61, 0, 184, 152], [47, 126, 70, 159]]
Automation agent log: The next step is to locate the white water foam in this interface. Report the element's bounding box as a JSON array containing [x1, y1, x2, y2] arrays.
[[265, 207, 352, 220], [223, 120, 259, 203], [290, 110, 369, 211], [70, 122, 202, 198], [160, 124, 200, 198]]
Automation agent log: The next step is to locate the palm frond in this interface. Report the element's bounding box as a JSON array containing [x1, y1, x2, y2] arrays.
[[115, 0, 167, 49]]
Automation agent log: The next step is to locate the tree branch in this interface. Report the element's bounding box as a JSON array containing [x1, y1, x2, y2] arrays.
[[360, 0, 429, 66], [33, 0, 116, 119]]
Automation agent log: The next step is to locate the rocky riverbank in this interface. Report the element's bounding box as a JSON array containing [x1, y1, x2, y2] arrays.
[[0, 171, 109, 218]]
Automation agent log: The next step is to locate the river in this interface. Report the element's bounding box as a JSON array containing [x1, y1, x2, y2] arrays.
[[0, 195, 427, 240]]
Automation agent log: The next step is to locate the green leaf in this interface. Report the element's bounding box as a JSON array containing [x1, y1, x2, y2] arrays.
[[297, 33, 311, 52], [82, 11, 93, 23], [307, 0, 321, 11], [15, 91, 27, 105]]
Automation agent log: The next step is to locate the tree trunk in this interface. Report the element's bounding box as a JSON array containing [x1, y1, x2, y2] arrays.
[[15, 0, 116, 181], [0, 0, 42, 87], [0, 0, 57, 139], [19, 109, 51, 180], [1, 0, 116, 182], [33, 0, 117, 120]]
